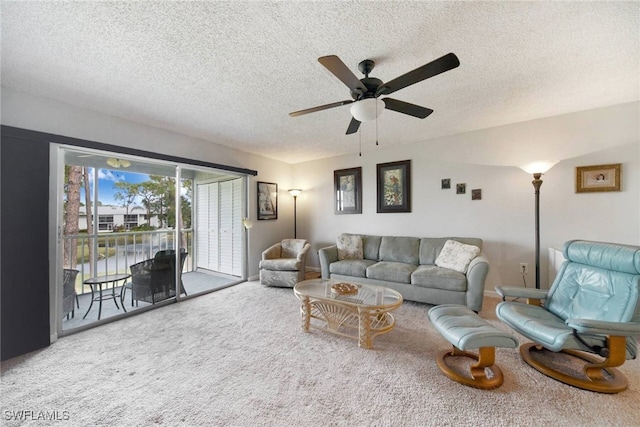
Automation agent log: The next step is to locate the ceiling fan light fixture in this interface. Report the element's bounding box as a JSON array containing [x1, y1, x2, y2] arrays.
[[350, 98, 384, 122], [106, 158, 131, 168]]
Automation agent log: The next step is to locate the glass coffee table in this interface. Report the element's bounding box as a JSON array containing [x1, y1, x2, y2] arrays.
[[293, 279, 403, 349]]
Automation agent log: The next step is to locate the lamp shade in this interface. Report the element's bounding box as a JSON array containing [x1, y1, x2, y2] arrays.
[[288, 189, 302, 197], [350, 98, 385, 122], [520, 161, 558, 175]]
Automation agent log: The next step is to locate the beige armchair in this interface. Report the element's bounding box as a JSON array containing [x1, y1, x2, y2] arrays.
[[259, 239, 311, 287]]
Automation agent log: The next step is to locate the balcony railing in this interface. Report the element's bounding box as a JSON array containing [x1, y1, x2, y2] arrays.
[[62, 229, 193, 295]]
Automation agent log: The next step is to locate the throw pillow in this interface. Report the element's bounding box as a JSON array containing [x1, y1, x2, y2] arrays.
[[337, 234, 364, 260], [435, 239, 480, 273]]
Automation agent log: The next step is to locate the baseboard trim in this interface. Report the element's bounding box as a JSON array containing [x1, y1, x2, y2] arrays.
[[484, 289, 500, 299]]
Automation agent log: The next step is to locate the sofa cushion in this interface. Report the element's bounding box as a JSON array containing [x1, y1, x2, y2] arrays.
[[379, 236, 420, 264], [330, 259, 376, 278], [367, 261, 417, 283], [435, 240, 481, 273], [337, 233, 364, 260], [411, 265, 467, 291], [419, 238, 450, 265], [361, 235, 382, 260], [419, 237, 483, 265]]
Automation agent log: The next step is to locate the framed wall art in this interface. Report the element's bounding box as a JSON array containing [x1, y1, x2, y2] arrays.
[[456, 183, 466, 194], [334, 167, 362, 214], [257, 181, 278, 220], [376, 160, 411, 213], [575, 163, 621, 193]]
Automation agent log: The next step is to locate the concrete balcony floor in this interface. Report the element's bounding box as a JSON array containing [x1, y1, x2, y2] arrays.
[[62, 270, 240, 331]]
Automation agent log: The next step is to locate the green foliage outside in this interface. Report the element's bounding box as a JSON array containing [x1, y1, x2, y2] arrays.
[[113, 176, 192, 229], [131, 224, 157, 232]]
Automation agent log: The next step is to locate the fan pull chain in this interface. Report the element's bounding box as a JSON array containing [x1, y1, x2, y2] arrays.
[[376, 101, 379, 146], [359, 127, 362, 157]]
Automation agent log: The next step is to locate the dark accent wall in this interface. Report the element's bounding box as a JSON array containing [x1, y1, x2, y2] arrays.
[[1, 131, 51, 360], [0, 125, 257, 361]]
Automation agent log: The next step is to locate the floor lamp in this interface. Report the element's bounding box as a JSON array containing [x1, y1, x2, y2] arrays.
[[242, 218, 254, 279], [520, 161, 557, 289], [288, 189, 302, 238]]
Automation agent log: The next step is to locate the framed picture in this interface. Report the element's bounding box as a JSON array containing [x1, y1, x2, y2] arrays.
[[257, 181, 278, 220], [456, 183, 466, 194], [471, 189, 482, 200], [334, 167, 362, 214], [377, 160, 411, 213], [441, 178, 451, 189], [576, 163, 621, 193]]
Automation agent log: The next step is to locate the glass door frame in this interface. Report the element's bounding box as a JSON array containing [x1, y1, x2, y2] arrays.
[[50, 144, 250, 340]]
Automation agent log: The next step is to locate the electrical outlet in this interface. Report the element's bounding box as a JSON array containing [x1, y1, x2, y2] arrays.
[[520, 263, 529, 274]]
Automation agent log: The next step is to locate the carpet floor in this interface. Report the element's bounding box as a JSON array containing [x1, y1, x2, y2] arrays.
[[2, 281, 639, 426]]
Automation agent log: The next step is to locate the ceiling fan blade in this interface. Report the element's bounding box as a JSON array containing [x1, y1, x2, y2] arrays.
[[346, 117, 361, 135], [318, 55, 367, 93], [289, 100, 354, 117], [378, 53, 460, 96], [382, 98, 433, 119]]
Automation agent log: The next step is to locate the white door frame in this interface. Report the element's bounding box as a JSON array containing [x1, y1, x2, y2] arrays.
[[50, 145, 250, 341]]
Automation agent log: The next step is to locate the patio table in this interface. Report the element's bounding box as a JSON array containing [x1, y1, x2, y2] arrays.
[[82, 273, 131, 320]]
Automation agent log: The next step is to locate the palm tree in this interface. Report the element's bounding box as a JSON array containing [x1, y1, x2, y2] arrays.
[[63, 165, 82, 268], [82, 166, 94, 276]]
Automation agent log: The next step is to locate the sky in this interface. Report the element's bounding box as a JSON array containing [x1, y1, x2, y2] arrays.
[[81, 169, 149, 206]]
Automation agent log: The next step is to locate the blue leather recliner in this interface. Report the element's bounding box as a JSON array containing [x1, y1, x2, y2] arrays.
[[496, 240, 640, 393]]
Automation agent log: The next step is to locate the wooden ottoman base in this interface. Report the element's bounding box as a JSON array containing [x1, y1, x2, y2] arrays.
[[436, 346, 504, 390], [428, 304, 518, 390]]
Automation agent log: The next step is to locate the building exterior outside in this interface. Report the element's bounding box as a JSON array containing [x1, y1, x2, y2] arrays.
[[78, 206, 160, 231]]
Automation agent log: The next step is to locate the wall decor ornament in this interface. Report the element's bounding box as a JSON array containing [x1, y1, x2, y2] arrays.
[[471, 189, 482, 200], [456, 183, 466, 194], [575, 163, 621, 193], [257, 181, 278, 220], [441, 179, 451, 189], [377, 160, 411, 213], [334, 167, 362, 214]]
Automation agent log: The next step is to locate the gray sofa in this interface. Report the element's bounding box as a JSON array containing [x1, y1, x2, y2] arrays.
[[318, 234, 489, 312]]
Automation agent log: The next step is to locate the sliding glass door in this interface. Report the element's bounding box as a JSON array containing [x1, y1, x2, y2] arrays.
[[54, 146, 248, 336]]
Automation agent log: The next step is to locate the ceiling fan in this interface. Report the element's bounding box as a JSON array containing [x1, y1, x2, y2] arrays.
[[289, 53, 460, 135]]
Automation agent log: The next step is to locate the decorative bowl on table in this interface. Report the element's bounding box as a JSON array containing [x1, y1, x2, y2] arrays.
[[331, 282, 359, 296]]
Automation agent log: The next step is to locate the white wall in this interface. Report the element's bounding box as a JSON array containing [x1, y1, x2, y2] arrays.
[[1, 87, 297, 278], [3, 88, 638, 288], [293, 102, 640, 291]]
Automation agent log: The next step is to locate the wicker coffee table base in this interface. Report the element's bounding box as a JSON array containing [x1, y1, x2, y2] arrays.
[[299, 296, 396, 349]]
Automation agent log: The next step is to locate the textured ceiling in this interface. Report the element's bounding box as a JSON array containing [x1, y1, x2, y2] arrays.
[[2, 1, 639, 164]]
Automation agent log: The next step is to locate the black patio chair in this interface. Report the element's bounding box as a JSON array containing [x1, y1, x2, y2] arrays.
[[62, 268, 79, 320], [125, 249, 188, 306]]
